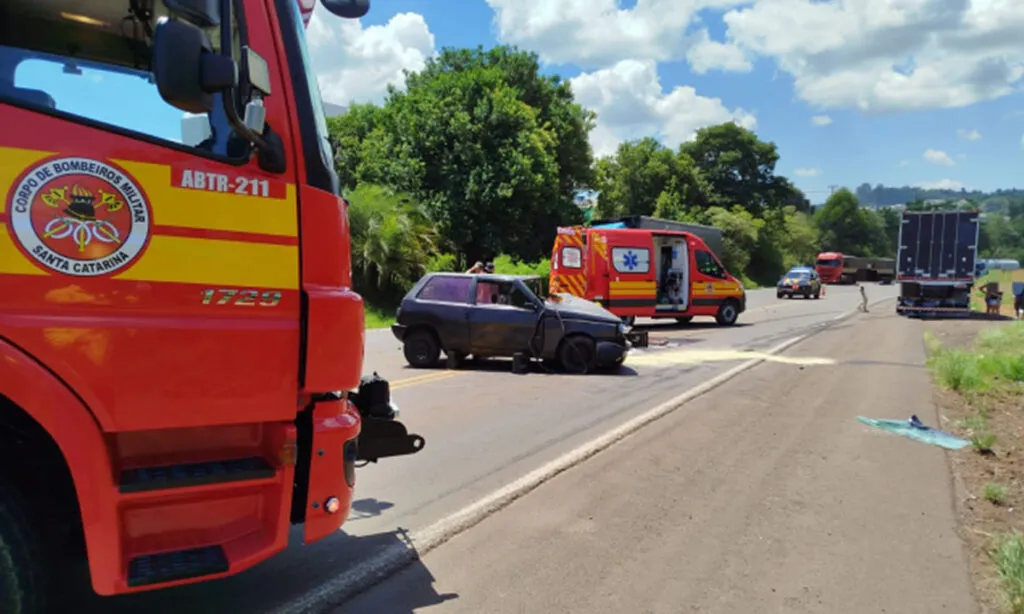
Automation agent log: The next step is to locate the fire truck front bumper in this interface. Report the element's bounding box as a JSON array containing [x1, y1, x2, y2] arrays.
[[350, 374, 426, 463]]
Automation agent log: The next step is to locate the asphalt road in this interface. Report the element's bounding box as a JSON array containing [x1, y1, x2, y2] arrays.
[[343, 303, 974, 614], [80, 283, 899, 613]]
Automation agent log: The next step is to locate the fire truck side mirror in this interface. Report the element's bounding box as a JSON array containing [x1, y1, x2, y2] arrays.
[[321, 0, 370, 19], [162, 0, 221, 27], [152, 17, 238, 114]]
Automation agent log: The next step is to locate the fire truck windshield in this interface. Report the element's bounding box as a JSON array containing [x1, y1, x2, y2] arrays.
[[816, 258, 841, 267], [279, 0, 335, 176], [0, 1, 245, 160]]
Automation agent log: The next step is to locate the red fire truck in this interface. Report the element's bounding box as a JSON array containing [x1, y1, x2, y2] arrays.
[[0, 0, 424, 610]]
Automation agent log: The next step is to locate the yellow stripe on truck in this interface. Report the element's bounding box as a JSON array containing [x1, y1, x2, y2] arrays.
[[114, 160, 299, 238], [611, 281, 657, 290], [118, 236, 298, 288], [0, 227, 47, 276], [0, 148, 53, 213]]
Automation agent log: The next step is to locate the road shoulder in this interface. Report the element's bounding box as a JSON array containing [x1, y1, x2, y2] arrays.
[[340, 309, 976, 614]]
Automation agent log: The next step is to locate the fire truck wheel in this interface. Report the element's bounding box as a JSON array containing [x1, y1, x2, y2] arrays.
[[558, 335, 596, 375], [715, 300, 740, 326], [403, 330, 441, 368], [0, 479, 50, 614]]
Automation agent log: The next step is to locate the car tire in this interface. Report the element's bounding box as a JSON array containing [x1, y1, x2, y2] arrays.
[[403, 330, 440, 368], [715, 300, 740, 326], [776, 292, 784, 299], [675, 316, 693, 324], [558, 335, 597, 375], [0, 478, 50, 614]]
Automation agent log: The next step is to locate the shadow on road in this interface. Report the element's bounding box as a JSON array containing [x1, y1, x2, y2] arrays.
[[72, 527, 455, 614], [348, 497, 395, 520]]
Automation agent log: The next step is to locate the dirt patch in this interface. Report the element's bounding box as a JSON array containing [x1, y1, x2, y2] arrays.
[[923, 318, 1024, 613]]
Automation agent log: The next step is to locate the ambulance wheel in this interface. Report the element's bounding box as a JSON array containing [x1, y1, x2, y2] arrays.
[[715, 300, 740, 326], [0, 479, 51, 614], [403, 330, 441, 368], [559, 335, 596, 375], [675, 316, 692, 324], [621, 316, 636, 328]]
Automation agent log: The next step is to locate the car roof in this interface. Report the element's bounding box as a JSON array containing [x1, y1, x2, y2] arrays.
[[425, 272, 540, 282], [788, 266, 814, 272]]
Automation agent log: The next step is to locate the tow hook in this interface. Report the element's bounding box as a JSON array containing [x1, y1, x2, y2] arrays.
[[349, 373, 426, 463]]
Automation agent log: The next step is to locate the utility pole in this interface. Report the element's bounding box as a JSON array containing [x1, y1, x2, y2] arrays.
[[828, 184, 839, 195]]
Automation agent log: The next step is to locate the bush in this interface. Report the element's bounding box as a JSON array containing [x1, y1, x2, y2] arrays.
[[492, 254, 550, 296]]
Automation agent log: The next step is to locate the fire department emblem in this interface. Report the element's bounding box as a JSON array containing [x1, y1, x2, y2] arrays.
[[7, 156, 151, 276]]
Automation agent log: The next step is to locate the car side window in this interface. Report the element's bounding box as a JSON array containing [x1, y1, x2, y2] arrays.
[[417, 276, 473, 303], [504, 284, 533, 309], [695, 250, 726, 279]]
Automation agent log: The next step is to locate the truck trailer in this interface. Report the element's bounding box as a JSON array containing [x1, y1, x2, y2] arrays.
[[0, 0, 424, 611], [895, 210, 980, 317], [815, 252, 895, 284]]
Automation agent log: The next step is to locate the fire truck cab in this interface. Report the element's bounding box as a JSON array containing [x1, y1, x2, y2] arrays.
[[549, 226, 746, 327], [0, 0, 423, 611]]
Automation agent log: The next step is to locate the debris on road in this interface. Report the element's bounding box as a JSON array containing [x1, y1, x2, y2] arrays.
[[856, 415, 970, 450]]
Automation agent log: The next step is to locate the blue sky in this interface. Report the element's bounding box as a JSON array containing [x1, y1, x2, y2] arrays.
[[16, 0, 1024, 206], [308, 0, 1024, 203]]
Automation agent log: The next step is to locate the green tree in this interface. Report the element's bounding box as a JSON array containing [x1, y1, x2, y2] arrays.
[[346, 185, 439, 305], [345, 46, 594, 266], [680, 123, 801, 213], [327, 103, 382, 190], [814, 188, 890, 256], [593, 138, 714, 219]]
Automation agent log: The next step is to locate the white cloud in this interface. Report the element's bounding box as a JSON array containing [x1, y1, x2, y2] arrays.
[[916, 179, 966, 190], [721, 0, 1024, 113], [810, 114, 833, 126], [570, 60, 756, 157], [686, 29, 754, 74], [486, 0, 749, 68], [957, 128, 982, 141], [307, 8, 436, 105], [923, 148, 956, 166], [794, 167, 820, 177]]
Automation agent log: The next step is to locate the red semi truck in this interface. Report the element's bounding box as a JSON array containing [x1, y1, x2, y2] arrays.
[[815, 251, 895, 284], [0, 0, 424, 611]]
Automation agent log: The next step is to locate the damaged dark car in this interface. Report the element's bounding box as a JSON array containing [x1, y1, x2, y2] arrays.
[[391, 273, 629, 374]]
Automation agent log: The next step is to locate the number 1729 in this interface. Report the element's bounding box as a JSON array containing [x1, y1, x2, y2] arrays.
[[201, 288, 283, 307]]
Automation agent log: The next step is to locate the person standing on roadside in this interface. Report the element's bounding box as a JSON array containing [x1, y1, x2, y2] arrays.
[[858, 284, 869, 312], [466, 261, 484, 274]]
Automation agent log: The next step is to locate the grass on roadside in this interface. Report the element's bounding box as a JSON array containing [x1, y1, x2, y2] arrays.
[[926, 321, 1024, 612], [992, 530, 1024, 614], [927, 323, 1024, 394], [365, 304, 396, 329]]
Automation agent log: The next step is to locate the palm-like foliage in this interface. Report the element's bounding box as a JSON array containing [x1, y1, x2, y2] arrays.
[[346, 184, 439, 305]]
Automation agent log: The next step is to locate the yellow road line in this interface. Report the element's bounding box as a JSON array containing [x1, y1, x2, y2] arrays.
[[390, 371, 462, 390]]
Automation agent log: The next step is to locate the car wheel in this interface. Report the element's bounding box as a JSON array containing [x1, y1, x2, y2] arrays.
[[558, 335, 597, 375], [814, 291, 821, 299], [403, 330, 440, 368], [675, 316, 693, 324], [715, 300, 740, 326], [621, 316, 636, 328], [776, 292, 784, 299], [0, 478, 51, 614]]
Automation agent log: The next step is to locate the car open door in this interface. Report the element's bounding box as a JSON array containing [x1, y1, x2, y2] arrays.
[[467, 279, 539, 354]]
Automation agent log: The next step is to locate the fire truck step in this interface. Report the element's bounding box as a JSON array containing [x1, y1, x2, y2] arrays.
[[127, 545, 229, 587], [119, 456, 275, 494]]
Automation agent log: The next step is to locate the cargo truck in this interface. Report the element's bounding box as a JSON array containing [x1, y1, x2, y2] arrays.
[[0, 0, 424, 611], [815, 252, 895, 284], [895, 210, 980, 317]]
